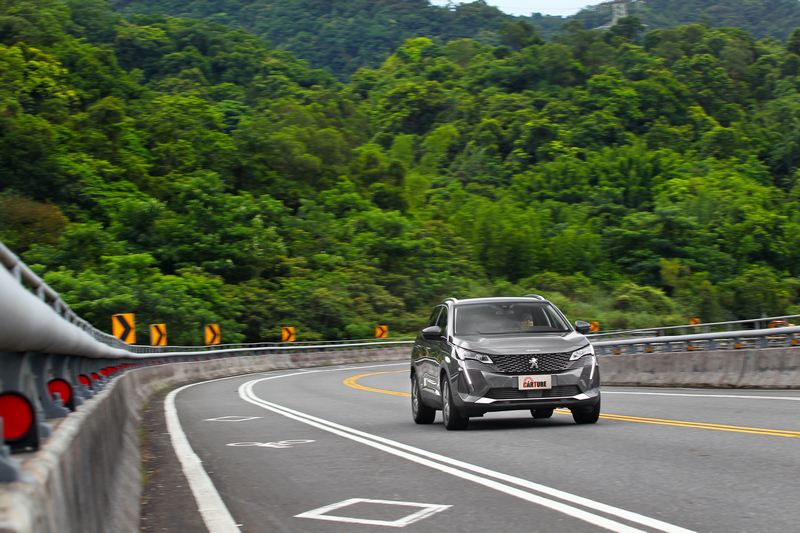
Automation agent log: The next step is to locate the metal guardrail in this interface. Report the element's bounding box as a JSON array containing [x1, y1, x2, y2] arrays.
[[591, 326, 800, 354], [587, 315, 800, 341]]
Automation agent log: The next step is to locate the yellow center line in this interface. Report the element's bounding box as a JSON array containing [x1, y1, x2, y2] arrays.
[[343, 373, 799, 438], [343, 370, 411, 397]]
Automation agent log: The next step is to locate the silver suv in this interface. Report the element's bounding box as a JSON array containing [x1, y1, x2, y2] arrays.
[[410, 295, 600, 430]]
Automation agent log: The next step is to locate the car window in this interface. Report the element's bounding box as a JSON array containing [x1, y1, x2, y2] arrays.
[[436, 307, 448, 336], [426, 306, 442, 328], [454, 302, 570, 335]]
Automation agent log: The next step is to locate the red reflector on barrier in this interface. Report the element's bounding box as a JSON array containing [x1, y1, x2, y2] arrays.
[[100, 368, 108, 377], [91, 373, 101, 381], [0, 392, 35, 441], [47, 379, 73, 404], [78, 375, 91, 387]]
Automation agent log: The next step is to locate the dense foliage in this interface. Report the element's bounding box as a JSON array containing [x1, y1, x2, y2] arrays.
[[108, 0, 800, 79], [567, 0, 800, 43], [4, 0, 800, 345], [110, 0, 516, 80]]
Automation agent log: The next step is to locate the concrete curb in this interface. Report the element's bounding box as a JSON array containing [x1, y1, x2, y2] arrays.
[[0, 347, 408, 533], [599, 346, 800, 388]]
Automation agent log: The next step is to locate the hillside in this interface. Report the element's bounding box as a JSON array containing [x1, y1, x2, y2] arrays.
[[109, 0, 516, 79], [107, 1, 800, 79], [551, 0, 800, 41], [4, 0, 800, 343]]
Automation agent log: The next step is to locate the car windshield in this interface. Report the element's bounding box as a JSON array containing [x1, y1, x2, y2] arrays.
[[454, 302, 570, 335]]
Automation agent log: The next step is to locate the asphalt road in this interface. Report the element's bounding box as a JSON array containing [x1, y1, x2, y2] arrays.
[[159, 361, 800, 533]]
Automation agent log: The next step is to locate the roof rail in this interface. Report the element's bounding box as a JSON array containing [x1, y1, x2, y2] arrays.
[[442, 297, 459, 304], [524, 294, 546, 300]]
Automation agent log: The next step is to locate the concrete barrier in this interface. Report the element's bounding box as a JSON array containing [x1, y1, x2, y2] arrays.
[[599, 346, 800, 388], [0, 347, 408, 533]]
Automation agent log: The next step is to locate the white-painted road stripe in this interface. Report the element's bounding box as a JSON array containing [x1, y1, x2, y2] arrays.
[[241, 376, 698, 533], [165, 384, 240, 533], [604, 391, 800, 401]]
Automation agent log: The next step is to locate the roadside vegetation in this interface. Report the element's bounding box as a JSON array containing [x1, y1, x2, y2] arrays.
[[4, 0, 800, 343]]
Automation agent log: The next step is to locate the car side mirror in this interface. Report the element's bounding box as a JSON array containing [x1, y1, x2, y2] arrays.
[[575, 321, 591, 335], [422, 325, 442, 339]]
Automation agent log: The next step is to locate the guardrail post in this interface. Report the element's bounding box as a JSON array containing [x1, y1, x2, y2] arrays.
[[759, 334, 769, 349], [0, 420, 21, 481], [28, 353, 69, 419], [0, 351, 52, 438], [50, 354, 84, 407]]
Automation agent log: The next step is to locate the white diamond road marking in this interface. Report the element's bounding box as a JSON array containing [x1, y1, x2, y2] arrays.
[[203, 416, 262, 422], [226, 439, 315, 448], [295, 498, 451, 528]]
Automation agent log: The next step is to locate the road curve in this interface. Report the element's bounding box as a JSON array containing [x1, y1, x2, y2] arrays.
[[165, 362, 800, 533]]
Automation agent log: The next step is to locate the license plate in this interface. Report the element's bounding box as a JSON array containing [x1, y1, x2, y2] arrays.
[[518, 375, 552, 391]]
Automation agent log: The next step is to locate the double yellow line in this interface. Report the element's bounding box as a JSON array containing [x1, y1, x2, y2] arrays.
[[342, 370, 411, 397], [345, 370, 800, 439]]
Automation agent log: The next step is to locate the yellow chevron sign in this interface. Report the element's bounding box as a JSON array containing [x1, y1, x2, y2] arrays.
[[282, 327, 295, 342], [205, 324, 221, 345], [375, 325, 388, 338], [150, 324, 167, 346], [112, 314, 135, 344]]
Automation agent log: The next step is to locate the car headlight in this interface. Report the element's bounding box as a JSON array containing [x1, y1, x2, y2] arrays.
[[570, 344, 595, 361], [454, 346, 493, 364]]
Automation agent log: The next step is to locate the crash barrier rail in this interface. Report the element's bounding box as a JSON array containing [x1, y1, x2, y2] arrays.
[[591, 326, 800, 354], [586, 315, 800, 341], [0, 239, 414, 482]]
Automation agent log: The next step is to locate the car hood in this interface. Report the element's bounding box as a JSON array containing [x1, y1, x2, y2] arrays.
[[453, 332, 588, 355]]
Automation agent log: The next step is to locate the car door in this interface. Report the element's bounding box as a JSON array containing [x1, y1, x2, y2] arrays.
[[427, 305, 449, 405], [417, 305, 443, 405]]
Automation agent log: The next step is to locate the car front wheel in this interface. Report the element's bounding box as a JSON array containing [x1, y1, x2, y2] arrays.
[[441, 376, 469, 430], [411, 373, 435, 424], [572, 396, 601, 425], [531, 408, 554, 419]]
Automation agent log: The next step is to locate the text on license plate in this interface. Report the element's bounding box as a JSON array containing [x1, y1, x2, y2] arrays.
[[518, 375, 552, 390]]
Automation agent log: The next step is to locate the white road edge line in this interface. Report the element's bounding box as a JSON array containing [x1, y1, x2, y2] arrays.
[[603, 391, 800, 401], [165, 383, 240, 533], [241, 376, 697, 533], [164, 362, 407, 533]]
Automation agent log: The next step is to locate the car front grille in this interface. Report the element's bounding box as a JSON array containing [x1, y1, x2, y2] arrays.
[[484, 385, 581, 400], [488, 352, 572, 373]]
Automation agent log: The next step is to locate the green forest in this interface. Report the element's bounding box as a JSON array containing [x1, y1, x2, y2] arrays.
[[109, 0, 800, 79], [4, 0, 800, 345], [568, 0, 800, 44]]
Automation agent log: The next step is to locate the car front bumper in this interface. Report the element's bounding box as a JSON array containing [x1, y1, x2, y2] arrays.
[[451, 356, 600, 416]]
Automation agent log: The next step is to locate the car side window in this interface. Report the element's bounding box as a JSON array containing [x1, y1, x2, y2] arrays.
[[436, 307, 448, 337], [426, 307, 442, 328]]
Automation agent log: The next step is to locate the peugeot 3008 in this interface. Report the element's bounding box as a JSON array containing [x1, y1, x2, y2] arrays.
[[410, 295, 600, 430]]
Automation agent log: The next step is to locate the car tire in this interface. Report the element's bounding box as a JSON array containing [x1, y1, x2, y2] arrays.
[[531, 408, 554, 419], [442, 376, 469, 430], [411, 374, 436, 424], [572, 396, 601, 425]]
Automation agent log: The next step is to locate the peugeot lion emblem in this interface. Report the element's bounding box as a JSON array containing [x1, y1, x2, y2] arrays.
[[529, 357, 539, 370]]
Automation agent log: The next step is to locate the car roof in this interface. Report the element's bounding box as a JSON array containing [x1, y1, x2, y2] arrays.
[[445, 296, 552, 306]]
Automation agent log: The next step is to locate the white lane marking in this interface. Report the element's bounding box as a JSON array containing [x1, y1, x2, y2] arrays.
[[241, 378, 697, 533], [165, 362, 407, 532], [226, 439, 315, 448], [604, 391, 800, 401], [204, 416, 262, 422], [166, 384, 240, 533], [295, 498, 451, 527]]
